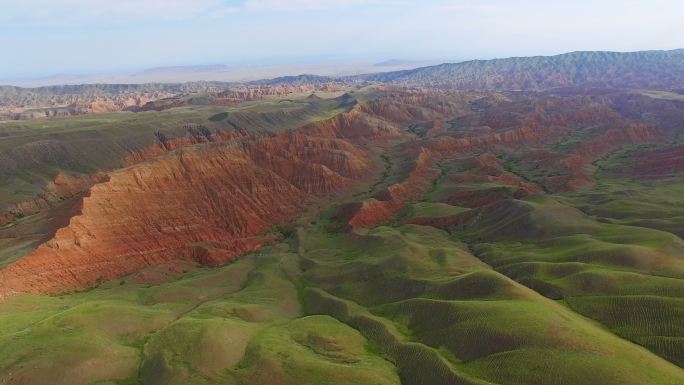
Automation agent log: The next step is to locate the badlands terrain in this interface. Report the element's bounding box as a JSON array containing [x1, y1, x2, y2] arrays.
[[1, 50, 684, 385]]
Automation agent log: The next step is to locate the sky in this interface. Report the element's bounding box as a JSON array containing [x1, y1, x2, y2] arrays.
[[1, 0, 683, 79]]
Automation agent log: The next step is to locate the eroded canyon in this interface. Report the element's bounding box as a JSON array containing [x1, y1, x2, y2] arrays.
[[2, 77, 684, 385]]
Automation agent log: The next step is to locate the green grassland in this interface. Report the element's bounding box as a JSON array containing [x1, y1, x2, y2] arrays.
[[3, 90, 684, 384], [0, 244, 400, 385], [426, 145, 684, 371], [4, 216, 684, 385], [406, 202, 469, 219]]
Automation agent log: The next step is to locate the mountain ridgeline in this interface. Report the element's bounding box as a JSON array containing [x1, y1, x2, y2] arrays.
[[355, 49, 684, 90], [2, 49, 684, 122]]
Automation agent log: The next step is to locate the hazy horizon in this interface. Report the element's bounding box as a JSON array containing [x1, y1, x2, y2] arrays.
[[2, 0, 683, 82]]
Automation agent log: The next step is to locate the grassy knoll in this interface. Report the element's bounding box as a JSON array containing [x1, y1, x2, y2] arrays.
[[441, 187, 684, 368], [0, 244, 399, 385], [368, 139, 684, 374], [297, 218, 684, 385]]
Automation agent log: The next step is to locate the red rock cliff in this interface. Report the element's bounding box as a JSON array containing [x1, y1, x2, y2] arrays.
[[0, 115, 379, 296]]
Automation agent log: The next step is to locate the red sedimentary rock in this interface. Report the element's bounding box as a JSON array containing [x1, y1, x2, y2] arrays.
[[0, 89, 483, 296], [0, 108, 382, 297], [543, 124, 662, 192], [122, 129, 248, 165], [620, 144, 684, 180], [349, 147, 440, 228], [0, 144, 306, 295], [347, 121, 559, 229]]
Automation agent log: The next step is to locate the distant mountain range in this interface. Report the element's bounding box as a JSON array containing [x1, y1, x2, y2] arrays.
[[9, 50, 683, 91], [372, 59, 440, 67], [355, 49, 684, 90], [3, 49, 684, 116], [134, 64, 231, 75], [0, 82, 232, 108], [1, 61, 423, 88]]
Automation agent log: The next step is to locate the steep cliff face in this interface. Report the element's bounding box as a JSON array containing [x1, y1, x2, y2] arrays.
[[0, 145, 303, 295], [247, 133, 372, 194], [0, 113, 378, 296], [0, 88, 484, 296]]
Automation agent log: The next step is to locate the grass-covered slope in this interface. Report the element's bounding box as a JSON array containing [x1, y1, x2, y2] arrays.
[[0, 244, 400, 385], [3, 219, 684, 385], [298, 222, 684, 385], [412, 142, 684, 370]]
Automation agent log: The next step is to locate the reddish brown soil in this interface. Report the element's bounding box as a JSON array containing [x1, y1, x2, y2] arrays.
[[349, 147, 440, 228], [347, 122, 556, 229], [621, 145, 684, 180], [1, 89, 460, 297], [0, 109, 384, 296]]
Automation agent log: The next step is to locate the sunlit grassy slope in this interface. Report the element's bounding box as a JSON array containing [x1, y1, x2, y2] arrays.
[[3, 203, 684, 385], [0, 244, 400, 385], [432, 146, 684, 371]]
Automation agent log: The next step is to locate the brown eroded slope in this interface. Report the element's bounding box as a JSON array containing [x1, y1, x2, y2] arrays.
[[617, 144, 684, 180], [0, 89, 489, 296], [348, 92, 673, 229], [347, 111, 565, 228], [2, 90, 464, 296], [0, 102, 395, 296]]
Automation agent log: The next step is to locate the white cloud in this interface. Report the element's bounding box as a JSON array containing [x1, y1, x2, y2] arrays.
[[210, 8, 241, 19], [0, 0, 379, 26], [244, 0, 379, 12], [438, 3, 502, 13], [0, 0, 240, 26]]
